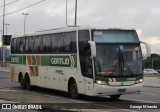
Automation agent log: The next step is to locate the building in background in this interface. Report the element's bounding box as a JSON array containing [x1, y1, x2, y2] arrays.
[[0, 47, 10, 61]]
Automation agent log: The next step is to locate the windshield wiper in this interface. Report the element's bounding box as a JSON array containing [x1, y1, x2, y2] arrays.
[[118, 47, 124, 75], [118, 46, 134, 76]]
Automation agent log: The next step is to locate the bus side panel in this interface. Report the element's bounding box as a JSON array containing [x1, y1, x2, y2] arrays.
[[76, 70, 86, 94], [10, 65, 18, 82], [44, 67, 54, 89], [66, 69, 86, 94], [37, 66, 45, 88], [10, 65, 26, 83]]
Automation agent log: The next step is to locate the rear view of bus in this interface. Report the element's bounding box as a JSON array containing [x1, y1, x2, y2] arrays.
[[87, 29, 146, 99]]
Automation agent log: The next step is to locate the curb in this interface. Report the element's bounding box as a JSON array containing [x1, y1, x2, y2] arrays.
[[0, 100, 16, 103], [0, 68, 10, 72], [143, 82, 160, 88], [0, 70, 10, 72]]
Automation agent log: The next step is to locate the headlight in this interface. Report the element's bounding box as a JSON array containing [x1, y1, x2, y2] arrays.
[[96, 80, 107, 85], [135, 79, 143, 84]]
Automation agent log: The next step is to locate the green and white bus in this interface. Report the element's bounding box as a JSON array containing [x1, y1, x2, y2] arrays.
[[10, 26, 150, 99]]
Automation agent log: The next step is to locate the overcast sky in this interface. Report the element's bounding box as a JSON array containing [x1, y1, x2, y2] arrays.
[[0, 0, 160, 54]]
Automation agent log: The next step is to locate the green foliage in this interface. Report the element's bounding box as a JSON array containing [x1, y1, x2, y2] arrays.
[[144, 54, 160, 69]]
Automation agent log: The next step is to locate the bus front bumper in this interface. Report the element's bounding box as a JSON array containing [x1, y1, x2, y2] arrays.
[[93, 83, 143, 96]]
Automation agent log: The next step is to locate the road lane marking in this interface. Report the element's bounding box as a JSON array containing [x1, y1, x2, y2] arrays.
[[0, 89, 21, 92], [0, 88, 153, 111], [0, 88, 133, 111], [0, 100, 17, 103], [121, 98, 159, 103], [141, 92, 158, 96], [24, 91, 140, 112]]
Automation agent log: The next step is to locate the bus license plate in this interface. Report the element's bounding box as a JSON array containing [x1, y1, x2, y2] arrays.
[[118, 89, 126, 92]]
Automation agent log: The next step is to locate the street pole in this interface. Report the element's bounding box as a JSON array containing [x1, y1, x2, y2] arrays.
[[151, 54, 154, 69], [74, 0, 77, 25], [2, 0, 5, 67], [3, 23, 9, 67], [4, 23, 10, 35], [22, 13, 29, 33], [66, 0, 68, 26], [0, 30, 2, 64]]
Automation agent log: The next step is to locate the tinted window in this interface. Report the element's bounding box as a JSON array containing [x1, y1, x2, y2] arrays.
[[51, 33, 63, 53], [19, 38, 24, 53], [64, 32, 76, 53], [11, 31, 77, 54], [34, 36, 42, 53], [28, 37, 35, 53], [78, 30, 93, 78], [11, 39, 15, 53], [15, 38, 20, 53], [42, 35, 52, 53]]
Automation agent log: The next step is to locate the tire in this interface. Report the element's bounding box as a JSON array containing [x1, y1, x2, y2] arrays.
[[20, 75, 26, 89], [110, 95, 121, 100], [25, 75, 31, 90], [70, 80, 79, 98]]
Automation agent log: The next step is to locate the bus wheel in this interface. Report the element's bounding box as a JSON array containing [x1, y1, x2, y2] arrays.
[[70, 80, 78, 98], [25, 75, 31, 90], [20, 75, 26, 89], [110, 95, 121, 100]]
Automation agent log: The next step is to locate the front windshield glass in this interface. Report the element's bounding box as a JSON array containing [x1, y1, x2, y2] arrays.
[[95, 44, 143, 77], [92, 30, 143, 77]]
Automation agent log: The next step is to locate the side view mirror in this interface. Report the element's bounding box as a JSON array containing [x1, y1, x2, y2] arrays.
[[140, 41, 151, 58], [88, 41, 96, 57]]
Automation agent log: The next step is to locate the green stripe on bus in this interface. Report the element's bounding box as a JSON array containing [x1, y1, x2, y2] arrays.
[[11, 55, 77, 67], [41, 56, 51, 66], [41, 55, 77, 67], [34, 66, 38, 76], [10, 55, 22, 64], [95, 74, 143, 82], [32, 56, 36, 65], [23, 55, 26, 65]]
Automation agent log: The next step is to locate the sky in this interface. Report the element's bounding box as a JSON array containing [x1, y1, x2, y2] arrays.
[[0, 0, 160, 54]]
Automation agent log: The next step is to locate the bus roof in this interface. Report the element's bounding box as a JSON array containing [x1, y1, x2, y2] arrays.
[[12, 25, 135, 38]]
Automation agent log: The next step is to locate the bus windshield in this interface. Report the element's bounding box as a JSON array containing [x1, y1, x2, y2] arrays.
[[92, 30, 143, 77]]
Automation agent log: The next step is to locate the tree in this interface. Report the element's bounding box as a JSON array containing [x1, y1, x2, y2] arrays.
[[144, 54, 160, 69]]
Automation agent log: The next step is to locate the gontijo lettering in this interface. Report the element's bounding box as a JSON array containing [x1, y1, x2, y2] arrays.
[[51, 58, 70, 65]]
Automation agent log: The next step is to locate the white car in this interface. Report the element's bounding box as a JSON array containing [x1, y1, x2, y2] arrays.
[[156, 69, 160, 73], [143, 68, 158, 74]]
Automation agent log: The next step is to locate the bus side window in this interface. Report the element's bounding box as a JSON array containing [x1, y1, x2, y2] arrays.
[[64, 32, 77, 53], [11, 39, 15, 54], [15, 39, 20, 53], [25, 37, 29, 53], [28, 37, 33, 53], [19, 38, 24, 53], [78, 30, 93, 78], [51, 33, 63, 53], [39, 36, 43, 53]]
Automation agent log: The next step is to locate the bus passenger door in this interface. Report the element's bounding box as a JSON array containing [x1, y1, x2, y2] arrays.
[[84, 57, 94, 96], [80, 46, 94, 95], [78, 30, 94, 95]]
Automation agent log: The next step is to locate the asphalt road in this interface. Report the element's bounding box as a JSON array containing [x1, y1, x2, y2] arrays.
[[0, 71, 160, 112], [0, 71, 19, 88]]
